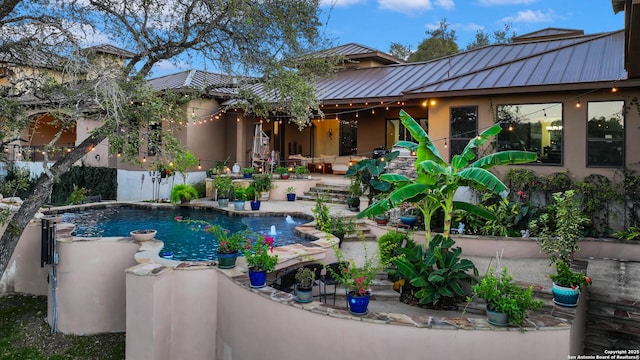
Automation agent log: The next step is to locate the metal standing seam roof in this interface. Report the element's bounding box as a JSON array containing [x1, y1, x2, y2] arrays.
[[312, 30, 626, 102], [147, 69, 237, 92], [160, 29, 628, 105], [309, 42, 405, 65]]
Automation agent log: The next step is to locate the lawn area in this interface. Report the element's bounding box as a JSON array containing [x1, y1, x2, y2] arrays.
[[0, 294, 125, 360]]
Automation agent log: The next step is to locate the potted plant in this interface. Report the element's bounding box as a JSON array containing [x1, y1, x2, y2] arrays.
[[294, 165, 308, 179], [212, 175, 232, 206], [286, 186, 296, 201], [294, 267, 316, 303], [213, 156, 230, 175], [244, 234, 279, 288], [326, 238, 382, 315], [346, 178, 362, 212], [548, 260, 592, 307], [531, 190, 590, 264], [242, 184, 258, 210], [253, 173, 273, 201], [470, 267, 544, 326], [170, 183, 199, 204], [242, 167, 256, 179], [204, 224, 249, 269], [330, 215, 355, 248], [374, 214, 389, 225], [232, 183, 246, 211], [275, 166, 290, 180]]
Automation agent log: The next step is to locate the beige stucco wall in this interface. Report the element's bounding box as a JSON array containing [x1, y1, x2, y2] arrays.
[[4, 222, 590, 359], [126, 265, 218, 360], [215, 274, 570, 360], [0, 221, 49, 295], [51, 237, 139, 333]]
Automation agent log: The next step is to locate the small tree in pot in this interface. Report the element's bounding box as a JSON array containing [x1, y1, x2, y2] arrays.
[[470, 267, 543, 326], [294, 267, 316, 302]]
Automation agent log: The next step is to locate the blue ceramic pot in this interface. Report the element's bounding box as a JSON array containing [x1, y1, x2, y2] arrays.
[[248, 269, 267, 288], [287, 193, 296, 201], [250, 200, 261, 210], [400, 215, 417, 228], [552, 283, 580, 307], [346, 291, 370, 315]]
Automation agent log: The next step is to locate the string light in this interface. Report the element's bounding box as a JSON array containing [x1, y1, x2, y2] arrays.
[[576, 99, 581, 108], [198, 159, 202, 170], [444, 139, 448, 148], [508, 124, 514, 132]]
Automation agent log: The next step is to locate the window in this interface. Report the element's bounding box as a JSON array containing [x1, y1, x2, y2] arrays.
[[497, 103, 562, 164], [450, 106, 478, 159], [587, 101, 624, 167], [385, 118, 428, 148], [339, 119, 357, 156]]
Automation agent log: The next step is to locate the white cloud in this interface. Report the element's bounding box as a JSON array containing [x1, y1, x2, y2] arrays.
[[478, 0, 537, 5], [502, 9, 556, 23], [378, 0, 454, 14], [320, 0, 365, 7], [435, 0, 455, 10]]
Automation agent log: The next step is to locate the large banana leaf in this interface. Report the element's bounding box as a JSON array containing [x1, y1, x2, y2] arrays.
[[388, 183, 429, 206], [457, 167, 508, 195], [453, 201, 496, 220], [399, 110, 446, 166], [357, 198, 392, 218], [394, 141, 418, 151], [452, 124, 502, 170], [471, 151, 538, 169]]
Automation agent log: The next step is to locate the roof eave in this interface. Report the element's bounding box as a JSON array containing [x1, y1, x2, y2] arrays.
[[402, 80, 640, 99]]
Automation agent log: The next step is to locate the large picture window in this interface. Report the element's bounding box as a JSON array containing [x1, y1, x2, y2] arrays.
[[497, 103, 562, 164], [587, 101, 624, 167], [450, 106, 477, 159]]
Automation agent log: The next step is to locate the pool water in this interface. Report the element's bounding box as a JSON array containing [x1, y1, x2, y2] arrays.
[[62, 207, 310, 261]]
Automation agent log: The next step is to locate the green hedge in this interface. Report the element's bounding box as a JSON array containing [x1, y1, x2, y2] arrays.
[[50, 165, 117, 205]]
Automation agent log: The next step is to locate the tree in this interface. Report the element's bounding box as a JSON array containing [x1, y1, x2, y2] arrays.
[[359, 110, 538, 243], [407, 18, 459, 62], [389, 42, 412, 61], [0, 0, 333, 279], [466, 23, 516, 51]]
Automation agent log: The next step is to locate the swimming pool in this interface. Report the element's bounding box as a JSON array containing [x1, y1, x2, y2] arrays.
[[62, 206, 311, 261]]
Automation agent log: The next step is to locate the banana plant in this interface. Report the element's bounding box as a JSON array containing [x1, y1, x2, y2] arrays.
[[358, 109, 538, 244]]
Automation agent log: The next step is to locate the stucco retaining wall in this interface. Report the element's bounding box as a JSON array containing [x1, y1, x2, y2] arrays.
[[3, 216, 594, 359], [0, 221, 49, 294]]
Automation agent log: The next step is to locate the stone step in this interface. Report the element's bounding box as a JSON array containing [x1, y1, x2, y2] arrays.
[[583, 291, 640, 355]]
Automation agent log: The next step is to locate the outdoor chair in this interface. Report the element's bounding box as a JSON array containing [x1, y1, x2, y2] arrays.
[[320, 261, 348, 305], [270, 267, 298, 293]]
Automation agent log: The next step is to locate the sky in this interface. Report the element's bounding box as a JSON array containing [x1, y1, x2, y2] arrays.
[[317, 0, 624, 54], [148, 0, 625, 76]]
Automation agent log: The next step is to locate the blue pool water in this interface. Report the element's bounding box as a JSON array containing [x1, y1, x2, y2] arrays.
[[62, 207, 310, 261]]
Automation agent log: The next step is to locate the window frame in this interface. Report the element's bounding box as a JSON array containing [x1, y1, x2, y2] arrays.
[[449, 105, 478, 161], [496, 102, 564, 166], [586, 100, 625, 168]]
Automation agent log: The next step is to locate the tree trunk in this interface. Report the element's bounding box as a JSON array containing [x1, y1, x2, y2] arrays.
[[0, 132, 107, 279]]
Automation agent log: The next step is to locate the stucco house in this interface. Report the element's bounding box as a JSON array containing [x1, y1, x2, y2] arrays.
[[151, 15, 640, 183], [3, 2, 639, 199]]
